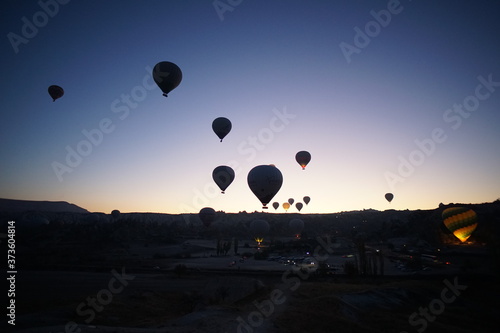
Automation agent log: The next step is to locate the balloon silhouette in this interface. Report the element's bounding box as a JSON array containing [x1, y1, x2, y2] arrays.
[[282, 202, 290, 211], [288, 198, 294, 205], [272, 202, 279, 210], [442, 207, 478, 242], [152, 61, 182, 97], [212, 166, 235, 193], [385, 193, 394, 203], [295, 151, 311, 170], [212, 117, 232, 142], [48, 85, 64, 102], [199, 207, 216, 227], [295, 202, 303, 212], [111, 209, 120, 219], [303, 196, 311, 205], [289, 218, 304, 235], [247, 165, 283, 209]]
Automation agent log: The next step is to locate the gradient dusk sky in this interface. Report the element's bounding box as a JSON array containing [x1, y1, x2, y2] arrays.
[[1, 0, 499, 215]]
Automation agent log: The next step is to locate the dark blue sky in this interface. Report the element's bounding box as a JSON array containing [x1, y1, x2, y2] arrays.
[[1, 0, 499, 214]]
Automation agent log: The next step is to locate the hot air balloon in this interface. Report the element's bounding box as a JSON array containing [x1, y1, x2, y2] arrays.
[[303, 196, 311, 205], [152, 61, 182, 97], [442, 207, 478, 242], [295, 151, 311, 170], [385, 193, 394, 203], [212, 117, 232, 142], [288, 198, 294, 205], [247, 165, 283, 209], [289, 218, 304, 236], [48, 85, 64, 102], [295, 202, 303, 212], [272, 202, 279, 210], [282, 202, 290, 212], [212, 166, 235, 194], [199, 207, 216, 227], [111, 209, 121, 219], [250, 219, 269, 245]]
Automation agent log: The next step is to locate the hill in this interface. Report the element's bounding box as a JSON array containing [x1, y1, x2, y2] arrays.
[[0, 198, 89, 214]]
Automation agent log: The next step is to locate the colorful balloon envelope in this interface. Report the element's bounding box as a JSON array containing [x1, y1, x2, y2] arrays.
[[212, 165, 235, 193], [48, 85, 64, 102], [303, 196, 311, 205], [442, 207, 478, 242], [385, 193, 394, 203], [152, 61, 182, 97], [199, 207, 216, 227], [212, 117, 232, 142], [247, 165, 283, 209], [295, 151, 311, 170], [282, 202, 290, 211]]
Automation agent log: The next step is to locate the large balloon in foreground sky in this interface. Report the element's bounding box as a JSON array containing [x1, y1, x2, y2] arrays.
[[199, 207, 216, 227], [442, 207, 478, 242], [385, 193, 394, 203], [272, 202, 279, 210], [152, 61, 182, 97], [212, 165, 235, 193], [295, 151, 311, 170], [303, 196, 311, 205], [247, 165, 283, 209], [48, 85, 64, 102], [212, 117, 232, 142]]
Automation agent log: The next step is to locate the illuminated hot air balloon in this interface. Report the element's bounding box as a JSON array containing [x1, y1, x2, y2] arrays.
[[295, 151, 311, 170], [385, 193, 394, 203], [250, 219, 269, 245], [212, 117, 232, 142], [247, 165, 283, 209], [289, 218, 304, 236], [212, 165, 235, 193], [48, 85, 64, 102], [199, 207, 216, 227], [442, 207, 478, 242], [272, 202, 279, 210], [282, 202, 290, 212], [295, 202, 303, 212], [152, 61, 182, 97], [303, 196, 311, 205], [288, 198, 294, 205]]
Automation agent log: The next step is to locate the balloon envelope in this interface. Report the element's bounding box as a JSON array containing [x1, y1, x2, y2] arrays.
[[250, 219, 270, 238], [295, 151, 311, 170], [111, 210, 120, 219], [48, 85, 64, 102], [152, 61, 182, 97], [442, 207, 478, 242], [247, 165, 283, 209], [212, 117, 232, 142], [282, 202, 290, 211], [385, 193, 394, 203], [289, 218, 304, 235], [199, 207, 216, 227], [272, 202, 279, 210], [212, 166, 235, 193], [288, 198, 294, 205], [303, 196, 311, 205], [295, 202, 303, 212]]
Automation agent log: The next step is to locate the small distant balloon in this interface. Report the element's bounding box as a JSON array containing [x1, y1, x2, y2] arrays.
[[247, 165, 283, 209], [442, 207, 478, 242], [289, 218, 304, 235], [288, 198, 294, 205], [199, 207, 216, 227], [282, 202, 290, 211], [272, 202, 279, 210], [212, 165, 235, 193], [152, 61, 182, 97], [48, 85, 64, 102], [111, 210, 120, 219], [250, 219, 270, 238], [295, 151, 311, 170], [212, 117, 232, 142], [295, 202, 303, 212], [303, 196, 311, 205], [385, 193, 394, 203]]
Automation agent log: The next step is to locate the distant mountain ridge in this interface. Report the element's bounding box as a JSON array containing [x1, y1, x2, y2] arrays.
[[0, 198, 89, 213]]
